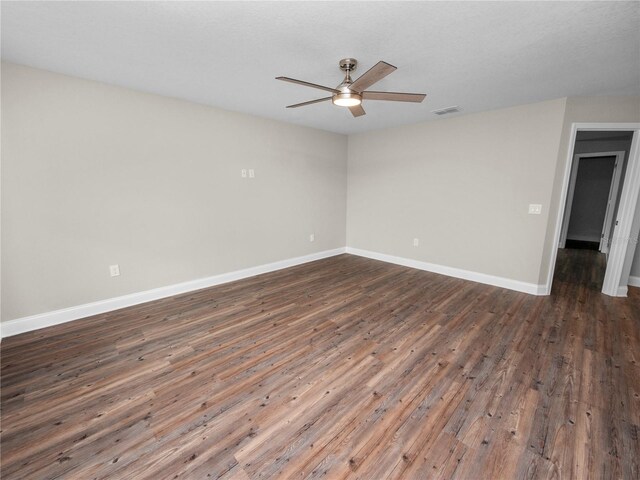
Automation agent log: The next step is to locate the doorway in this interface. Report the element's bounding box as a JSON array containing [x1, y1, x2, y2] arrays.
[[546, 125, 640, 296], [559, 151, 625, 255]]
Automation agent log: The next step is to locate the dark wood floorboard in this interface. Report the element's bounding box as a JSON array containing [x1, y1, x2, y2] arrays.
[[1, 251, 639, 479]]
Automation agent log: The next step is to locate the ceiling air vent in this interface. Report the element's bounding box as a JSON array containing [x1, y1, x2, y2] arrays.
[[432, 106, 461, 115]]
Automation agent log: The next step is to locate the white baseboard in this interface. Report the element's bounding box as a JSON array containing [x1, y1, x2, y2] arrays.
[[628, 276, 640, 288], [1, 247, 346, 338], [345, 247, 546, 296], [566, 234, 601, 243], [616, 285, 629, 297]]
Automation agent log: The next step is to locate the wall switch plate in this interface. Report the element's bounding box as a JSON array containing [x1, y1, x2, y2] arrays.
[[413, 238, 419, 247], [309, 234, 315, 242], [528, 204, 542, 215], [109, 264, 120, 277], [241, 169, 247, 178], [249, 169, 255, 178]]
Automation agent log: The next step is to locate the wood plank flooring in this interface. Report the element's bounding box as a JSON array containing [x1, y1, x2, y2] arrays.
[[1, 251, 639, 479]]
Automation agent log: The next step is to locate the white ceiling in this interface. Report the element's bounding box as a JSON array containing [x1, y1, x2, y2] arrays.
[[2, 1, 639, 135]]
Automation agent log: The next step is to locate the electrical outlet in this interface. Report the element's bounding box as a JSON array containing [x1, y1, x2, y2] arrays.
[[528, 204, 542, 215], [241, 169, 247, 178], [413, 238, 419, 247], [249, 169, 255, 178], [109, 264, 120, 277], [309, 234, 315, 242]]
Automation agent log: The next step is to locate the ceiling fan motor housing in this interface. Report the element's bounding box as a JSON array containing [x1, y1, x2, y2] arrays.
[[332, 58, 362, 106]]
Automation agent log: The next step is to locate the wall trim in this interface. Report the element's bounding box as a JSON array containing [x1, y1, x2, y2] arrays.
[[629, 275, 640, 288], [565, 234, 604, 243], [1, 247, 347, 338], [345, 247, 546, 296]]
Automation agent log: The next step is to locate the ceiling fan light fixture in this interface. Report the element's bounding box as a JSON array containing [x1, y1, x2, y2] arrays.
[[332, 92, 362, 107]]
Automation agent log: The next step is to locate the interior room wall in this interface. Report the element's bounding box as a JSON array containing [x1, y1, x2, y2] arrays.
[[538, 96, 640, 288], [566, 156, 616, 243], [632, 249, 640, 278], [1, 63, 348, 322], [3, 62, 640, 327], [624, 188, 640, 280], [574, 136, 634, 156], [346, 99, 567, 286]]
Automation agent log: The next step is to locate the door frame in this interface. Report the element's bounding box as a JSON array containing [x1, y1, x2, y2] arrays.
[[558, 151, 625, 251], [599, 152, 625, 255], [545, 123, 640, 297]]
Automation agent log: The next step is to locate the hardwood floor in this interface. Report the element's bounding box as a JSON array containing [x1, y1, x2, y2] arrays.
[[1, 251, 639, 479]]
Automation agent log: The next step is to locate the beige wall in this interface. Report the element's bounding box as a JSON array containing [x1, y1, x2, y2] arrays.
[[539, 96, 640, 286], [347, 99, 567, 285], [3, 63, 639, 324], [630, 195, 640, 278], [1, 63, 348, 321], [627, 189, 640, 279]]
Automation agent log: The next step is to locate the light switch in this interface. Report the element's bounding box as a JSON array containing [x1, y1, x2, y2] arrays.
[[241, 169, 247, 178], [528, 204, 542, 215]]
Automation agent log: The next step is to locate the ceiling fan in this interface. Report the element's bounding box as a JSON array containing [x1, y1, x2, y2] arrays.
[[276, 58, 426, 117]]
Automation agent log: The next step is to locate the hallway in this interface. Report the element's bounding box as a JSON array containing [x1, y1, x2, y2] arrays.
[[553, 248, 607, 292]]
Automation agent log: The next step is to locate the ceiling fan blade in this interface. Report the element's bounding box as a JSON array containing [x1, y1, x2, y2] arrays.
[[349, 104, 366, 117], [350, 61, 397, 92], [286, 97, 332, 108], [276, 76, 339, 94], [362, 91, 426, 103]]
